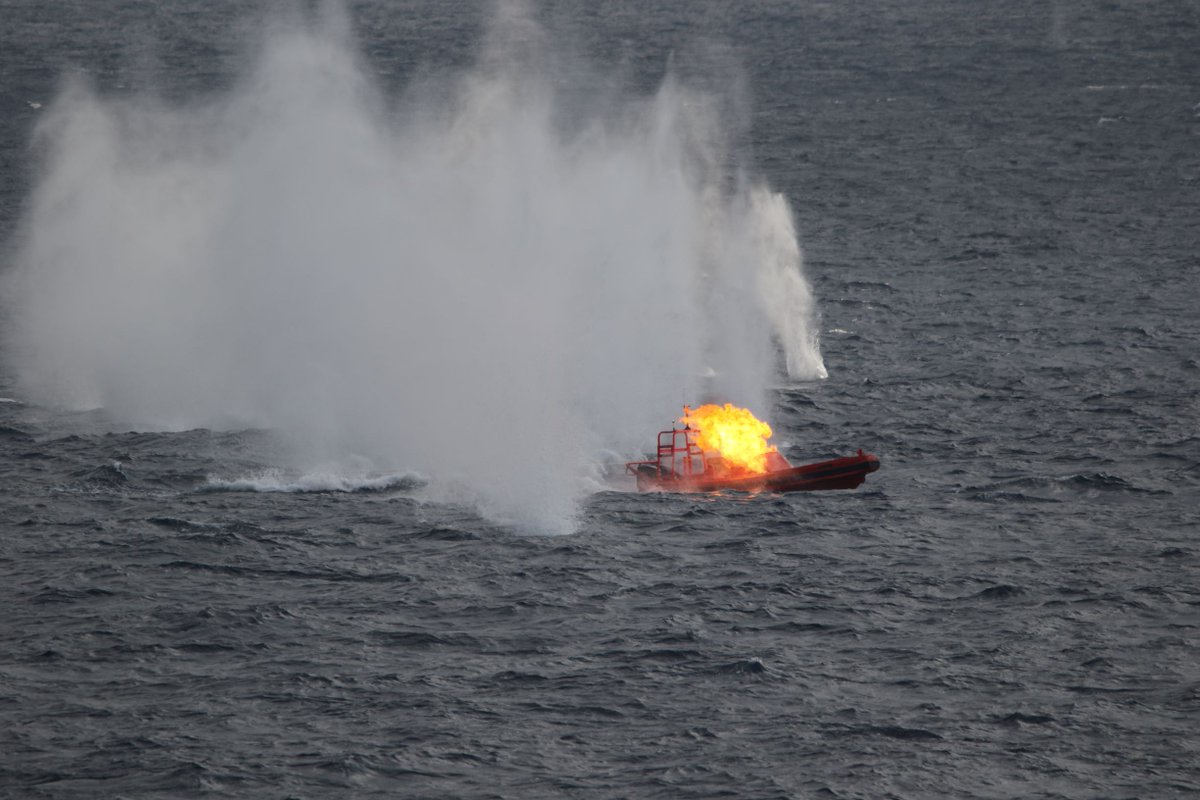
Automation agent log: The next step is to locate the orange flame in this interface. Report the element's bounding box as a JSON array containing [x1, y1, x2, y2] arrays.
[[680, 403, 778, 474]]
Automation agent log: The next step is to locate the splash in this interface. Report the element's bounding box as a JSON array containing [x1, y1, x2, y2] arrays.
[[0, 5, 825, 533]]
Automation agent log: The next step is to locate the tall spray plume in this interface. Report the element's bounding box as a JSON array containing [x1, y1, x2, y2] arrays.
[[2, 5, 826, 533]]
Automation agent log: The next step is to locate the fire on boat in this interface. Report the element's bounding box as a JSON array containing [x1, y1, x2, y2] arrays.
[[625, 404, 880, 493]]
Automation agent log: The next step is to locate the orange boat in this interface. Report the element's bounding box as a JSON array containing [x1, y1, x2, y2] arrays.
[[625, 417, 880, 494]]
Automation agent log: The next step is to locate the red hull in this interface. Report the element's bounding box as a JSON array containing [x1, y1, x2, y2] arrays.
[[631, 451, 881, 494]]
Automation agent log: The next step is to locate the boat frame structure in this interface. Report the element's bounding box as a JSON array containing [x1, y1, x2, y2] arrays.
[[625, 426, 879, 493]]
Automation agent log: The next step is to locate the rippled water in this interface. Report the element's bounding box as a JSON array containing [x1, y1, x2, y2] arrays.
[[2, 1, 1199, 798]]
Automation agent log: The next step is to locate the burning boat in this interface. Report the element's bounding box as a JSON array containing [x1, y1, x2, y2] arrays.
[[625, 404, 880, 493]]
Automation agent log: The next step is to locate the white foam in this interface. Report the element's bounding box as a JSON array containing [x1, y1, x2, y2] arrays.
[[204, 470, 422, 494]]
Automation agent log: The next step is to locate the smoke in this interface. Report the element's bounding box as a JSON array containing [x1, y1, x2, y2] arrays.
[[1, 4, 825, 533]]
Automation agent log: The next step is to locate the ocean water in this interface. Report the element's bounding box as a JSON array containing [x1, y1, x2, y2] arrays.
[[2, 1, 1198, 798]]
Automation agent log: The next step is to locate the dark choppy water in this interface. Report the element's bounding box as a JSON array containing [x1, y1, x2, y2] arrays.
[[3, 1, 1199, 797]]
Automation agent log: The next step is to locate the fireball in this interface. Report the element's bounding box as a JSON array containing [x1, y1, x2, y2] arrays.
[[680, 403, 779, 474]]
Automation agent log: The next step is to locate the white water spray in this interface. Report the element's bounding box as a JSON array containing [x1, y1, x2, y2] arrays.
[[1, 6, 825, 533]]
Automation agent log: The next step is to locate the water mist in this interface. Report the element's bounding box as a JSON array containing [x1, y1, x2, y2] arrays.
[[1, 6, 826, 533]]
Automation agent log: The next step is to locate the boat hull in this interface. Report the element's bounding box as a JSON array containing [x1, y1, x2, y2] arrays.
[[633, 452, 880, 493]]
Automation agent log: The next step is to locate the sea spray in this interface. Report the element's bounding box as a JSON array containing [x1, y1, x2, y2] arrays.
[[1, 5, 825, 533]]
